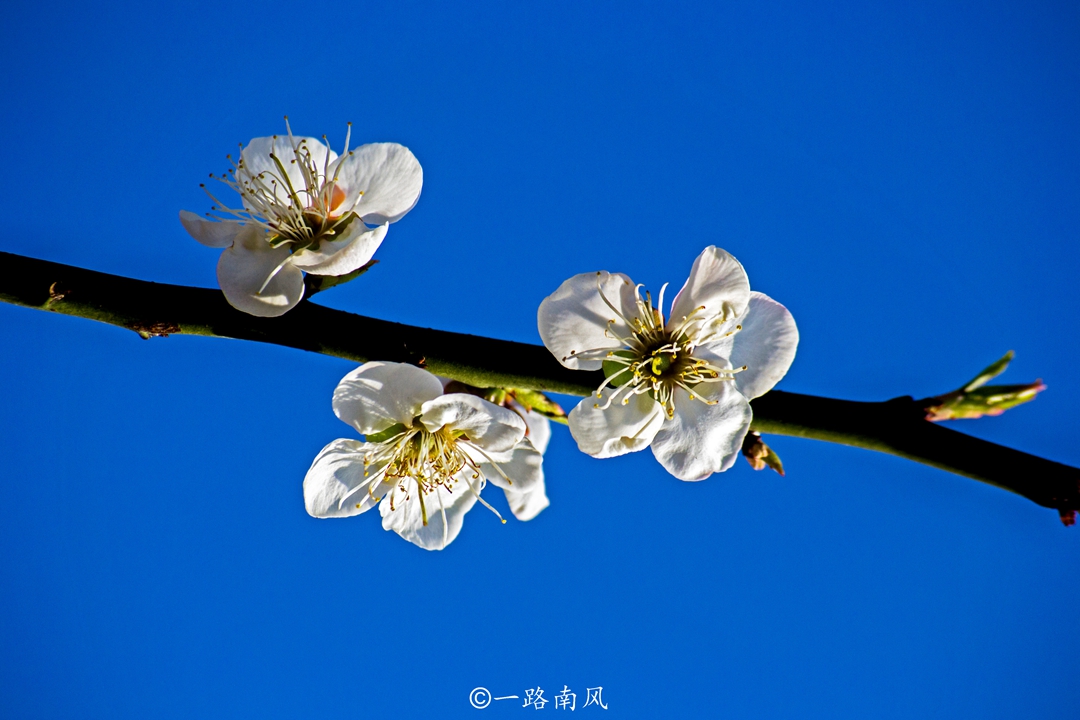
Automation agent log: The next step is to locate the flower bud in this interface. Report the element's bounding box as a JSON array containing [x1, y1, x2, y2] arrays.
[[922, 351, 1046, 422], [924, 381, 1046, 421], [741, 431, 785, 476]]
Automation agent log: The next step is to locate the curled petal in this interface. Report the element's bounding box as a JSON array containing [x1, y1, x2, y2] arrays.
[[511, 400, 552, 454], [216, 226, 304, 317], [240, 135, 337, 208], [568, 389, 666, 458], [504, 474, 550, 522], [476, 438, 543, 495], [332, 143, 423, 224], [179, 211, 245, 248], [650, 382, 753, 481], [538, 271, 639, 371], [668, 246, 751, 335], [419, 394, 525, 454], [289, 221, 388, 276], [333, 362, 444, 435], [303, 439, 391, 518], [699, 292, 799, 400], [379, 480, 478, 551]]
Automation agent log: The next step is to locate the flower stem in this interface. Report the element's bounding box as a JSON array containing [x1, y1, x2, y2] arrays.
[[1, 251, 1076, 520]]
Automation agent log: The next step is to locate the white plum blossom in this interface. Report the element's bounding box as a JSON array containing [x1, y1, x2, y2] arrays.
[[303, 362, 546, 551], [180, 121, 422, 317], [538, 246, 798, 481]]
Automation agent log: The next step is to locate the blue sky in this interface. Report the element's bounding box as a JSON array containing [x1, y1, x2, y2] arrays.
[[1, 1, 1078, 717]]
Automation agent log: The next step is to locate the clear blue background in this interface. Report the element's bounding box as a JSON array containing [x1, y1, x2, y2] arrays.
[[1, 1, 1078, 717]]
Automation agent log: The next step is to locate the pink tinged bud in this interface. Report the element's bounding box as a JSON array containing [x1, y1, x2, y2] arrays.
[[924, 381, 1046, 422], [921, 351, 1046, 422]]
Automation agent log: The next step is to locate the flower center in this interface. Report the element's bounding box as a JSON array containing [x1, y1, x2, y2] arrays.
[[593, 275, 746, 418], [382, 426, 477, 496], [356, 421, 511, 527], [201, 118, 362, 253]]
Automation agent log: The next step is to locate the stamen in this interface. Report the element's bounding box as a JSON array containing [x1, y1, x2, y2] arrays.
[[462, 472, 506, 524], [594, 363, 633, 396], [595, 272, 635, 327], [356, 420, 519, 529], [418, 487, 428, 526], [586, 273, 752, 421], [268, 152, 305, 213], [464, 442, 515, 486], [656, 281, 670, 325], [337, 472, 381, 510], [199, 121, 360, 253]]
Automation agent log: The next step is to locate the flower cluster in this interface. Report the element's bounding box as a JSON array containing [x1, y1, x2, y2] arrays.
[[181, 122, 800, 550], [303, 362, 548, 550], [180, 120, 422, 316], [538, 246, 798, 480]]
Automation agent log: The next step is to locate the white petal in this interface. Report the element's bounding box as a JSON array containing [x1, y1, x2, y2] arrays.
[[649, 382, 753, 481], [240, 135, 338, 208], [419, 394, 525, 454], [699, 292, 799, 400], [303, 439, 391, 518], [503, 474, 550, 522], [289, 221, 388, 276], [179, 210, 245, 248], [333, 362, 444, 435], [567, 388, 666, 458], [668, 246, 751, 335], [379, 479, 478, 551], [509, 400, 552, 454], [538, 271, 639, 371], [331, 143, 423, 224], [216, 226, 305, 317], [477, 438, 543, 494]]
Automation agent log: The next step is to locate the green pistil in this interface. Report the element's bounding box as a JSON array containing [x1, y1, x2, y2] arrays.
[[650, 351, 674, 376]]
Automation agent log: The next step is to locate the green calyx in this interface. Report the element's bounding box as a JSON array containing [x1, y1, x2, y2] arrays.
[[304, 259, 378, 296], [602, 350, 637, 387], [365, 422, 409, 443]]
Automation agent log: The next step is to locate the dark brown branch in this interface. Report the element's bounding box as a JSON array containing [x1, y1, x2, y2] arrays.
[[2, 251, 1076, 520]]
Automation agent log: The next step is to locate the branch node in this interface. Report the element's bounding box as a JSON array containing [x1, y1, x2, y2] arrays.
[[47, 281, 70, 305], [126, 321, 181, 339]]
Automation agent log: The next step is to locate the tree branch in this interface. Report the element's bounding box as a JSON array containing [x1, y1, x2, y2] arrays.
[[2, 251, 1076, 520]]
